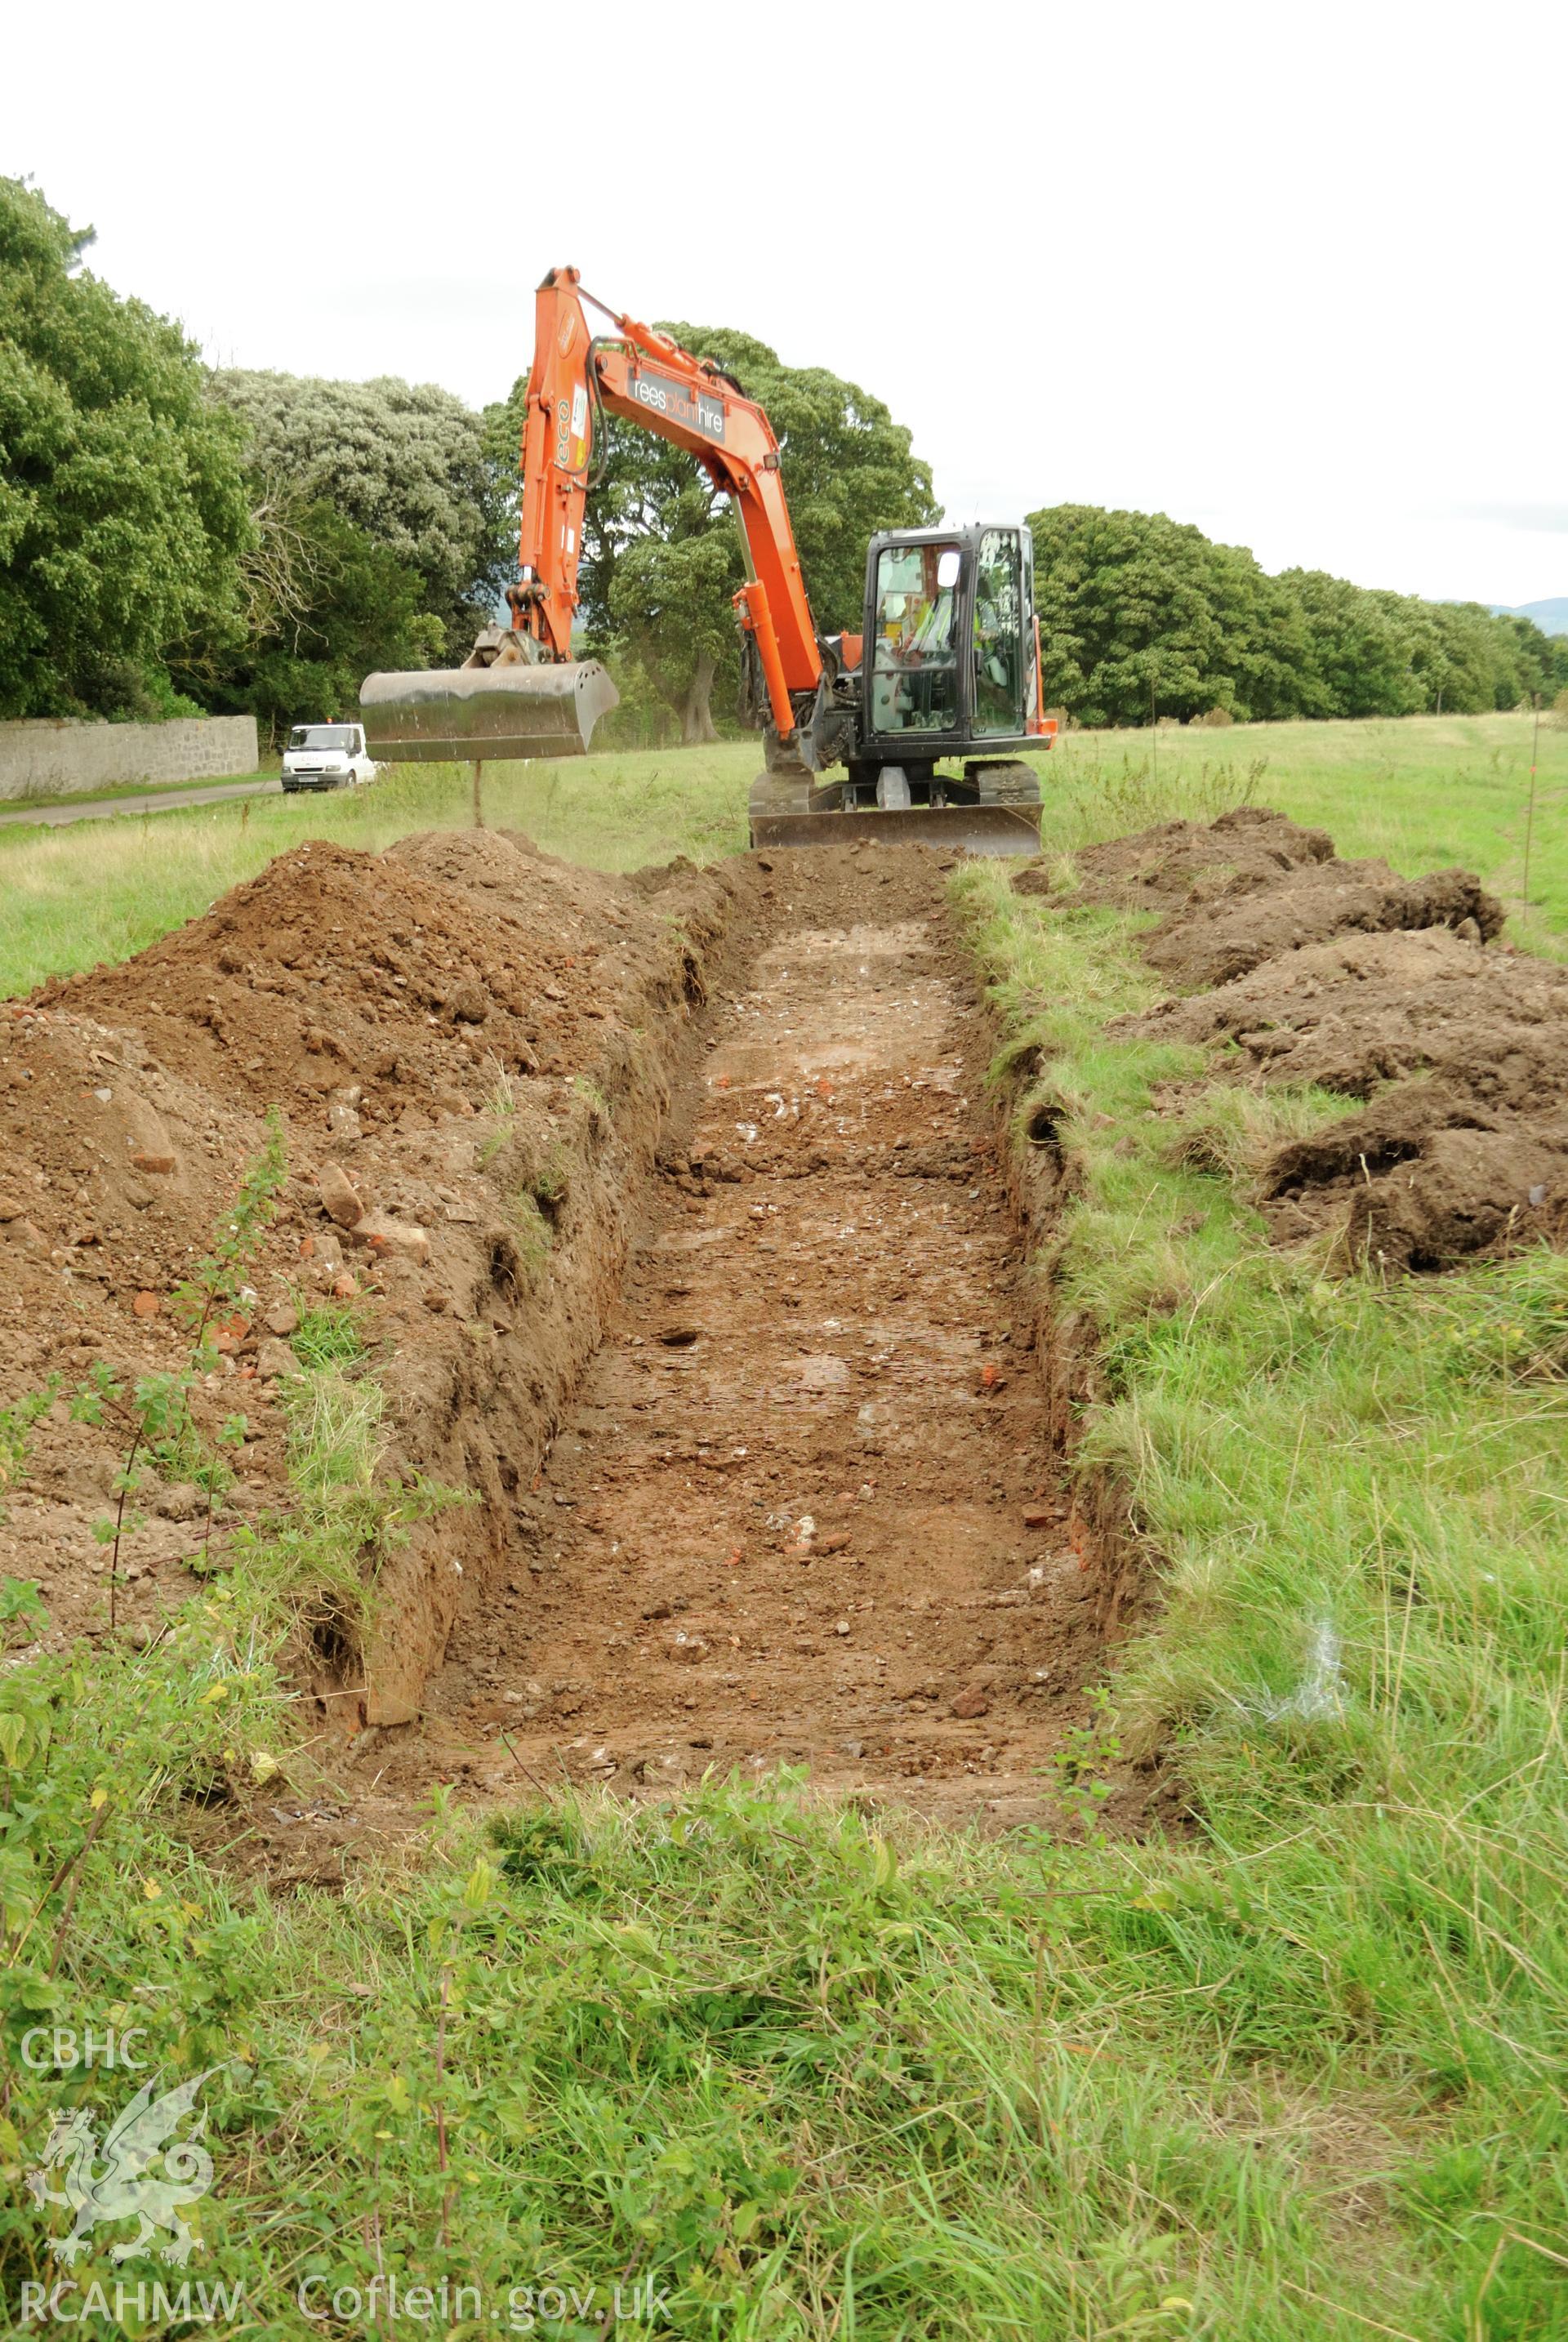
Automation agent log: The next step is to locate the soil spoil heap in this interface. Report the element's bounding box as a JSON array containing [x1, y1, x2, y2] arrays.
[[1, 830, 732, 1703], [1022, 806, 1568, 1268]]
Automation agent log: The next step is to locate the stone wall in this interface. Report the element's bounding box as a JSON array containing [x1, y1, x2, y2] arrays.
[[0, 716, 260, 801]]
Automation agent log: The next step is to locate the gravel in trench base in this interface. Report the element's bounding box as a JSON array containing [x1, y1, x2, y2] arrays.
[[399, 848, 1107, 1828]]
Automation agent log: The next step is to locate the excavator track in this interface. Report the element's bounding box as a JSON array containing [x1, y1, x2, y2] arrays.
[[748, 762, 1042, 857]]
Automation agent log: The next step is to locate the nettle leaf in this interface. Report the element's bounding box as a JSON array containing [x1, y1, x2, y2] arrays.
[[0, 1579, 47, 1632]]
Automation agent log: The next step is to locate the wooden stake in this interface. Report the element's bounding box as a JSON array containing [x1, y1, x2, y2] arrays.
[[1521, 695, 1541, 918], [470, 758, 484, 829]]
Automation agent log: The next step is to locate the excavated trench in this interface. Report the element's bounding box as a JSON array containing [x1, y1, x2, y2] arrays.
[[1, 829, 1143, 1866], [378, 845, 1111, 1828], [11, 807, 1540, 1870]]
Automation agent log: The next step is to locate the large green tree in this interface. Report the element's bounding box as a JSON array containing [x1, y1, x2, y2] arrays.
[[487, 328, 939, 741], [209, 370, 514, 654], [1277, 569, 1421, 717], [1387, 597, 1565, 713], [0, 177, 251, 719], [1028, 505, 1319, 727], [176, 500, 446, 742]]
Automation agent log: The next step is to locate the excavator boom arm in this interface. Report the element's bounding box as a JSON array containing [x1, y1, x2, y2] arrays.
[[516, 269, 821, 731], [365, 260, 1049, 857]]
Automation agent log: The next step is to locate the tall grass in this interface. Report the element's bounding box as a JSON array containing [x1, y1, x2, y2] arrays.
[[1036, 709, 1568, 950], [947, 865, 1568, 2336]]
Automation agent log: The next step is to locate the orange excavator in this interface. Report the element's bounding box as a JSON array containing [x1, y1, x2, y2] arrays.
[[361, 267, 1054, 853]]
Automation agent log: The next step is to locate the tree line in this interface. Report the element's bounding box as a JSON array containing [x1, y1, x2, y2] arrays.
[[1029, 504, 1567, 726], [3, 176, 1562, 745]]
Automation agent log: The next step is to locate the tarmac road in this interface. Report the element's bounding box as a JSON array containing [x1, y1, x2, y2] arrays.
[[0, 777, 283, 830]]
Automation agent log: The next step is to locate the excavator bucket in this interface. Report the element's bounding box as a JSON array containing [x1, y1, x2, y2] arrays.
[[360, 659, 619, 764], [748, 768, 1042, 857]]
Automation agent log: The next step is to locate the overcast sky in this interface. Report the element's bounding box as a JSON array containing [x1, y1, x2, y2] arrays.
[[6, 0, 1564, 606]]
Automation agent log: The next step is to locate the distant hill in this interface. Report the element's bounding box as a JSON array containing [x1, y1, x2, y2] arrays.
[[1492, 598, 1568, 636]]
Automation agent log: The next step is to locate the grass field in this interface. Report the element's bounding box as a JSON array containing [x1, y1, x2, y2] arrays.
[[947, 867, 1568, 2335], [4, 710, 1567, 2331], [1, 712, 1562, 999], [1040, 708, 1566, 933], [6, 844, 1565, 2333]]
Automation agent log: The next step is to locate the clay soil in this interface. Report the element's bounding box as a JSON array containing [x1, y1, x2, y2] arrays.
[[1036, 806, 1568, 1268], [0, 829, 733, 1679], [390, 845, 1113, 1829]]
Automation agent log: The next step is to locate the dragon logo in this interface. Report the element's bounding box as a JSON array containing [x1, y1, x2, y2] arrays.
[[26, 2065, 233, 2267]]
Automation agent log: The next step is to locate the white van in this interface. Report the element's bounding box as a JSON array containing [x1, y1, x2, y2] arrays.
[[281, 723, 379, 794]]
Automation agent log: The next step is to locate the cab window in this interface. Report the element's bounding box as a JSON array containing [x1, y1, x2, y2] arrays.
[[871, 542, 961, 733], [973, 530, 1025, 735]]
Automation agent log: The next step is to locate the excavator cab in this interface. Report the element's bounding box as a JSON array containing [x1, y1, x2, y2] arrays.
[[747, 523, 1053, 855], [871, 531, 1027, 741]]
